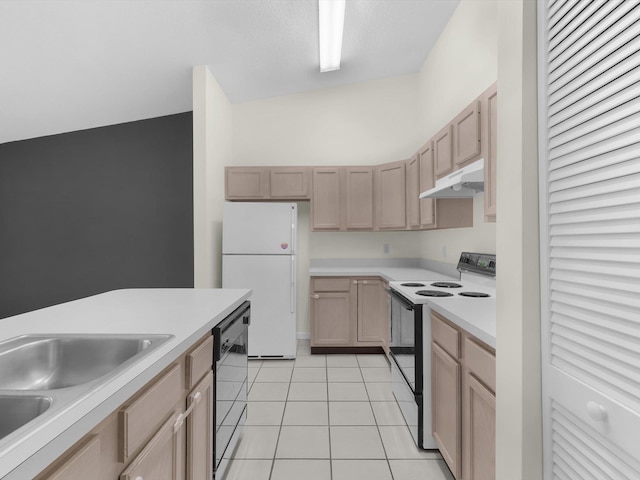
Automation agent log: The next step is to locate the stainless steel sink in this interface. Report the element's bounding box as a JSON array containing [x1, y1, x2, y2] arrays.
[[0, 395, 52, 440], [0, 333, 172, 443], [0, 334, 171, 390]]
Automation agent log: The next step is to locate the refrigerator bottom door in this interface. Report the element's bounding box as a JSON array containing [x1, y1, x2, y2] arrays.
[[222, 254, 296, 358]]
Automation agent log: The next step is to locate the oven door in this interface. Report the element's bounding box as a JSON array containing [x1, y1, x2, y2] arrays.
[[388, 289, 423, 396]]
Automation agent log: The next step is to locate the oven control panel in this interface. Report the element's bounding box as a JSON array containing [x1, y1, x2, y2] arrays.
[[457, 252, 496, 277]]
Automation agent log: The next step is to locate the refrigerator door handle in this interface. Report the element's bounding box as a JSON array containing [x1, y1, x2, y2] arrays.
[[290, 204, 297, 255], [290, 256, 296, 313]]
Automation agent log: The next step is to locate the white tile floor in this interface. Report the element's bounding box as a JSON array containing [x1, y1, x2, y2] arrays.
[[225, 343, 455, 480]]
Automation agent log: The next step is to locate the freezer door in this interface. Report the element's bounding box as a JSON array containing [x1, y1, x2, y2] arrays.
[[222, 254, 297, 358], [223, 202, 297, 255]]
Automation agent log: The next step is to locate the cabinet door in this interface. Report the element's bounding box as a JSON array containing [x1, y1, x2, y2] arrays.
[[406, 155, 420, 229], [482, 84, 497, 221], [376, 161, 407, 230], [311, 292, 352, 346], [432, 342, 461, 479], [463, 374, 495, 480], [453, 100, 482, 168], [345, 167, 374, 230], [120, 412, 184, 480], [187, 372, 214, 480], [225, 167, 268, 200], [434, 125, 454, 178], [418, 141, 436, 228], [356, 278, 386, 344], [270, 167, 310, 199], [311, 168, 342, 231]]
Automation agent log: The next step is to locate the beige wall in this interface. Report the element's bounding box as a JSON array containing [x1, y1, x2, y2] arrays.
[[416, 0, 499, 264], [193, 65, 233, 288], [233, 74, 422, 166], [495, 0, 542, 478], [231, 75, 424, 336]]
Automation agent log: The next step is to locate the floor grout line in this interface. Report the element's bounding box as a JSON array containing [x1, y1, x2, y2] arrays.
[[244, 350, 445, 480]]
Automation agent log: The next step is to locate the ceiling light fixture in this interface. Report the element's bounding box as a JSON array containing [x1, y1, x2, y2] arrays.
[[318, 0, 346, 72]]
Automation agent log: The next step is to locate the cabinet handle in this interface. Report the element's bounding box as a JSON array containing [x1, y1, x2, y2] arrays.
[[173, 391, 202, 433], [363, 280, 368, 285], [353, 280, 358, 285], [311, 294, 319, 299], [135, 477, 143, 480], [586, 401, 607, 422]]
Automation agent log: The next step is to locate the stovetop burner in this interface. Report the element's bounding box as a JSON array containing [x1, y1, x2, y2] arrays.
[[459, 291, 490, 298], [430, 282, 462, 288], [401, 282, 426, 287], [415, 290, 454, 297]]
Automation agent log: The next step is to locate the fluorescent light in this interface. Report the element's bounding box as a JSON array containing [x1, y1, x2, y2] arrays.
[[318, 0, 346, 72]]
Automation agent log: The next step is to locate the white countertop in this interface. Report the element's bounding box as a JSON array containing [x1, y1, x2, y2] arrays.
[[0, 288, 251, 480], [310, 262, 496, 348], [426, 296, 496, 348], [309, 266, 457, 283]]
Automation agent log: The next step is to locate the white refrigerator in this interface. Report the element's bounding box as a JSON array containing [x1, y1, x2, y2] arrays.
[[222, 201, 297, 358]]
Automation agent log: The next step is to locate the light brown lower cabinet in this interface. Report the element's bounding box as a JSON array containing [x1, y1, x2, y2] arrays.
[[432, 342, 462, 478], [35, 333, 215, 480], [186, 372, 214, 480], [45, 435, 102, 480], [431, 312, 495, 480], [310, 276, 388, 349]]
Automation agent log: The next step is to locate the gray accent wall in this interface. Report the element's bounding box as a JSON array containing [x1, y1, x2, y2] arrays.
[[0, 113, 194, 319]]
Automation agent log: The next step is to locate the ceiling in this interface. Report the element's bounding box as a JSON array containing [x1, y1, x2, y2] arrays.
[[0, 0, 460, 144]]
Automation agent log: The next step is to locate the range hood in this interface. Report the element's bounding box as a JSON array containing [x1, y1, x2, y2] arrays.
[[419, 158, 484, 199]]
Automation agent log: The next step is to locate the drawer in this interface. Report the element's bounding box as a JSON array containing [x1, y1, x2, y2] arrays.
[[119, 363, 182, 462], [464, 336, 496, 392], [312, 277, 352, 292], [186, 334, 213, 389], [45, 435, 101, 480], [431, 312, 460, 359]]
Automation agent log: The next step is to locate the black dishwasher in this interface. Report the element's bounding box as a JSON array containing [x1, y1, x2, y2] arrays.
[[212, 301, 250, 479]]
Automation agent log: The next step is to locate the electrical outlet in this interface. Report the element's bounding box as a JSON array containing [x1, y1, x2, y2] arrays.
[[383, 243, 390, 254]]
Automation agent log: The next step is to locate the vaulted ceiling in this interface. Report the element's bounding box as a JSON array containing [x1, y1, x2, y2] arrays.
[[0, 0, 459, 143]]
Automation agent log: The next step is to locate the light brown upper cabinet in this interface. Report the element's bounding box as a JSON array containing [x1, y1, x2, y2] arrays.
[[453, 100, 482, 168], [415, 141, 473, 231], [406, 154, 421, 229], [269, 167, 310, 199], [418, 142, 436, 228], [311, 167, 342, 230], [344, 167, 374, 230], [481, 82, 498, 222], [225, 167, 269, 200], [376, 160, 407, 230], [434, 125, 454, 179], [225, 166, 310, 200], [311, 167, 374, 231]]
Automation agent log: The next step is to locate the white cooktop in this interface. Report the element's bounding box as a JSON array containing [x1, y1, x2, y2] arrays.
[[389, 272, 496, 347], [389, 272, 496, 304]]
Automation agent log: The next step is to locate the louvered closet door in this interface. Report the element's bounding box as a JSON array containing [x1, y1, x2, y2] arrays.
[[538, 1, 640, 479]]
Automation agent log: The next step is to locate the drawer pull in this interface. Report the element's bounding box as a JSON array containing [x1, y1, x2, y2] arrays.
[[173, 391, 202, 433]]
